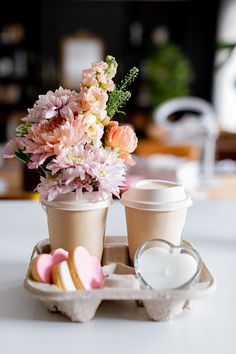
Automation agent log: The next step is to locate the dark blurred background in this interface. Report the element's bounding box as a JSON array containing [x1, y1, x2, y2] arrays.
[[6, 0, 236, 199], [0, 0, 220, 142]]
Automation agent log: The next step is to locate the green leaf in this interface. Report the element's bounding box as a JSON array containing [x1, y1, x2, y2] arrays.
[[15, 150, 30, 164], [15, 150, 46, 177], [37, 166, 46, 178]]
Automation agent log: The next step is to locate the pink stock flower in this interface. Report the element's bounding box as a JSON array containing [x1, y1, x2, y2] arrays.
[[100, 115, 111, 126], [3, 137, 25, 158], [24, 116, 85, 163], [104, 122, 138, 165], [92, 60, 117, 80], [92, 61, 108, 73], [98, 74, 115, 91], [81, 61, 116, 92], [94, 110, 111, 126], [81, 111, 104, 146], [80, 69, 98, 88], [23, 87, 80, 123], [79, 87, 108, 114]]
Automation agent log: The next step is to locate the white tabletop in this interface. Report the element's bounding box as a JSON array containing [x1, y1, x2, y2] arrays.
[[0, 200, 235, 354]]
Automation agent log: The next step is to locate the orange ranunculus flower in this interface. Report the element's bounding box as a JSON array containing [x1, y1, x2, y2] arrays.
[[105, 122, 138, 165]]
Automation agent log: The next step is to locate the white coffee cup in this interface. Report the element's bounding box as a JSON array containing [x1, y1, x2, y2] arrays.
[[121, 179, 192, 263]]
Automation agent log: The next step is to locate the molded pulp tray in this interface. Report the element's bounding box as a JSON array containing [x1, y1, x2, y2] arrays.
[[24, 237, 216, 323]]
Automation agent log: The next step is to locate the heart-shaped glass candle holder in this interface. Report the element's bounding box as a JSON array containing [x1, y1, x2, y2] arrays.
[[134, 239, 203, 291]]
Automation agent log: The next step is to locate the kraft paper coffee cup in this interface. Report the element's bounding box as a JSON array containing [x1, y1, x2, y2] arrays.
[[121, 179, 192, 263], [42, 192, 112, 261]]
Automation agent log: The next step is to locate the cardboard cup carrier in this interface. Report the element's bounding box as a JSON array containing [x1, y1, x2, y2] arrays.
[[42, 192, 112, 261], [121, 180, 192, 263]]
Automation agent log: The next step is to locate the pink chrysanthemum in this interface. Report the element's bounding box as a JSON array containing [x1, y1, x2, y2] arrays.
[[24, 116, 85, 167], [91, 147, 126, 197], [23, 87, 81, 123], [41, 145, 126, 200], [46, 145, 94, 178], [36, 174, 74, 202]]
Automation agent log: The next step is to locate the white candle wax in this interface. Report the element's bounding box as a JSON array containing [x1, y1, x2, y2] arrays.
[[138, 247, 198, 290]]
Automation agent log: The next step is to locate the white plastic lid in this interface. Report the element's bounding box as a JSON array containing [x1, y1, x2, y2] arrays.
[[121, 179, 192, 211], [41, 192, 112, 211]]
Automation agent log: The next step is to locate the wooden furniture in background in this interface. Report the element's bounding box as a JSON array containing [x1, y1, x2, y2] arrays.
[[216, 131, 236, 161], [135, 138, 200, 160]]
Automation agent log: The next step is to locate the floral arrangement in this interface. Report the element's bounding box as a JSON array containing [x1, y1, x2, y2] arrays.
[[4, 56, 139, 201]]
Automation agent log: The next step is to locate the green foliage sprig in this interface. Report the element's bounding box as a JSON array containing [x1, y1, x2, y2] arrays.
[[107, 66, 139, 118]]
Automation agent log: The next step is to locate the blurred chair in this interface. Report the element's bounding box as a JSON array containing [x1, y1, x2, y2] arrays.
[[152, 96, 219, 181]]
